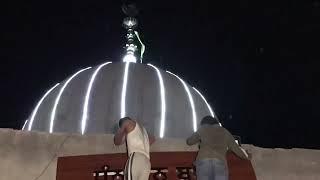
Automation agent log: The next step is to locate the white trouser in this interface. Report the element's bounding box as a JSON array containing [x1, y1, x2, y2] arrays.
[[124, 152, 151, 180]]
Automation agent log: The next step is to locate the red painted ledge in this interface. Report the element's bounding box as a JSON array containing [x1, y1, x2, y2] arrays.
[[57, 151, 256, 180]]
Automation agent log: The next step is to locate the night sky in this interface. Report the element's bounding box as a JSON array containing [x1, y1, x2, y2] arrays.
[[1, 1, 319, 149]]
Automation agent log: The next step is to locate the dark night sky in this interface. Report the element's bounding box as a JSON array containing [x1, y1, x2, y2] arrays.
[[1, 0, 320, 149]]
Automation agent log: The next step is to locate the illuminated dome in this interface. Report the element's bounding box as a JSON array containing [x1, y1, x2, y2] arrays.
[[23, 62, 216, 138], [22, 6, 217, 138]]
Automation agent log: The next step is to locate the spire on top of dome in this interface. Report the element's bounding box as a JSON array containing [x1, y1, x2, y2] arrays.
[[122, 2, 145, 63]]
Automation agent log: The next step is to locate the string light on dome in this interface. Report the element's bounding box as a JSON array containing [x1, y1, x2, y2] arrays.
[[121, 62, 130, 118], [28, 83, 60, 131], [49, 67, 91, 133], [81, 62, 112, 135], [192, 87, 214, 117], [166, 71, 197, 132], [147, 64, 166, 138], [193, 87, 222, 127], [22, 119, 28, 130]]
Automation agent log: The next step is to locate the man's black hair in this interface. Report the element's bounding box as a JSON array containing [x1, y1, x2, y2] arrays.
[[200, 115, 219, 125], [118, 117, 132, 128]]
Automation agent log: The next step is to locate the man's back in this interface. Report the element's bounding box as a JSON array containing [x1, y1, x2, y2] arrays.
[[113, 117, 153, 180], [187, 116, 249, 180], [187, 124, 248, 162], [126, 122, 150, 158]]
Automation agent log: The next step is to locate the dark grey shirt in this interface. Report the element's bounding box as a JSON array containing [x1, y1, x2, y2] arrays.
[[186, 124, 248, 162]]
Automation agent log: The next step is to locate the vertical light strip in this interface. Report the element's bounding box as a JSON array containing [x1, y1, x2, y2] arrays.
[[49, 67, 91, 133], [81, 62, 112, 134], [166, 71, 197, 132], [193, 87, 221, 126], [147, 64, 166, 138], [192, 87, 214, 117], [121, 62, 130, 118], [22, 120, 28, 130], [28, 83, 60, 131]]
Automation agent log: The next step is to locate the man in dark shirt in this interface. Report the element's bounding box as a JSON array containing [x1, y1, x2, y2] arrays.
[[186, 116, 249, 180]]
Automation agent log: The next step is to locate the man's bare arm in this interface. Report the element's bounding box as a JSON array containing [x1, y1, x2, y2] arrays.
[[114, 126, 126, 145], [149, 134, 156, 145]]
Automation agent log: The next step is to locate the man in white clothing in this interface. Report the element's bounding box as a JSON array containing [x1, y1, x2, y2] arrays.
[[114, 117, 155, 180]]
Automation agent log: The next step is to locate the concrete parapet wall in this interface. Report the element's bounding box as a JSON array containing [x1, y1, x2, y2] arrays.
[[0, 128, 319, 180], [243, 144, 320, 180]]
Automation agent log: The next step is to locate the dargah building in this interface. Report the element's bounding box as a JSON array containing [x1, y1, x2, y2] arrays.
[[23, 61, 215, 138], [1, 5, 319, 180]]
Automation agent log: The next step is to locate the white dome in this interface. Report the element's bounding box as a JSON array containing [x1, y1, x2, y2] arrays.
[[23, 62, 216, 138]]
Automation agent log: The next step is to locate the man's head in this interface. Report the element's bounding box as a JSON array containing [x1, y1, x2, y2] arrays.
[[118, 117, 132, 128], [200, 116, 220, 126]]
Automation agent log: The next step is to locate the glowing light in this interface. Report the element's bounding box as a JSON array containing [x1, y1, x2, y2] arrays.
[[128, 20, 134, 26], [22, 119, 28, 130], [166, 71, 197, 132], [81, 62, 112, 135], [121, 62, 130, 118], [134, 31, 145, 63], [123, 17, 138, 29], [123, 53, 137, 63], [50, 67, 91, 133], [193, 87, 222, 127], [28, 83, 60, 131], [192, 87, 214, 117], [147, 64, 166, 138]]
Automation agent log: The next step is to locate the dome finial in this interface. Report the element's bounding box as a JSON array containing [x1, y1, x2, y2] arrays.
[[121, 2, 145, 63], [122, 2, 139, 17]]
